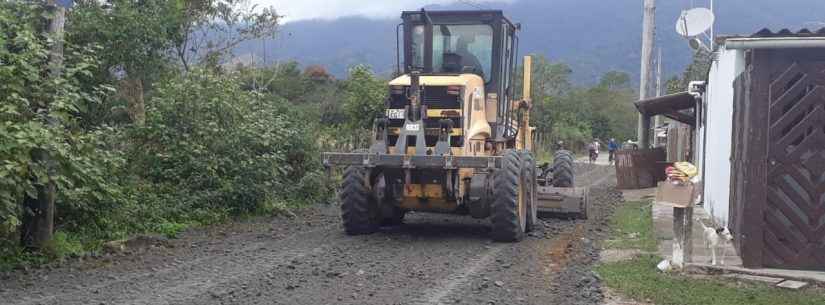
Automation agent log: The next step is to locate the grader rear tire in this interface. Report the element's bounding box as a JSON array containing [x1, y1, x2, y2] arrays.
[[340, 166, 379, 235], [552, 150, 575, 187], [491, 150, 526, 242]]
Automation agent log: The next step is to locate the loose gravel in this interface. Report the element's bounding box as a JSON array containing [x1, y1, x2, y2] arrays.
[[0, 163, 621, 305]]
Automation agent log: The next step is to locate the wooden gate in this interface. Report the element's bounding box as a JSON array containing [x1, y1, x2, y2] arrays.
[[731, 48, 825, 269], [615, 148, 666, 190]]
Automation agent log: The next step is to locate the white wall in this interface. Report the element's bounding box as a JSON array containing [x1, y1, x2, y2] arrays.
[[697, 47, 745, 227]]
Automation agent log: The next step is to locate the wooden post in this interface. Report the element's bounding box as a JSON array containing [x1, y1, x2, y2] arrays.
[[672, 206, 694, 268], [20, 0, 64, 249]]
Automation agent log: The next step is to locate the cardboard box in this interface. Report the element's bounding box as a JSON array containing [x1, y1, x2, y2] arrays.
[[655, 181, 698, 208]]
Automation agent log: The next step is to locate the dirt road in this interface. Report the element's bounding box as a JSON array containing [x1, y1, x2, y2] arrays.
[[0, 163, 619, 305]]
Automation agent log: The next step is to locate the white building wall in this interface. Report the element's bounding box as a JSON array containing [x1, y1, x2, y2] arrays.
[[698, 47, 745, 227]]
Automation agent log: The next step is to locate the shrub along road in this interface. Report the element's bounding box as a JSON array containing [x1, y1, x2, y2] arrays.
[[0, 163, 620, 305]]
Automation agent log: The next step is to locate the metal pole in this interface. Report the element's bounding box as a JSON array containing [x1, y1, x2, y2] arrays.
[[709, 0, 714, 50], [656, 48, 663, 97], [638, 0, 655, 149], [653, 48, 663, 146]]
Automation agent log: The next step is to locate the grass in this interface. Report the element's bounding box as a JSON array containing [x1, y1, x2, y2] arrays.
[[0, 231, 86, 272], [0, 219, 197, 272], [0, 200, 314, 272], [536, 149, 555, 164], [603, 200, 657, 252], [535, 149, 584, 164], [596, 255, 825, 305], [598, 200, 825, 305]]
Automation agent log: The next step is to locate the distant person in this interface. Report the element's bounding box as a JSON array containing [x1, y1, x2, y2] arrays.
[[608, 138, 618, 164], [587, 139, 600, 163]]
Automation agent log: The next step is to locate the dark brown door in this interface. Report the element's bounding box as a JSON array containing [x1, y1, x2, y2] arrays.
[[763, 56, 825, 269]]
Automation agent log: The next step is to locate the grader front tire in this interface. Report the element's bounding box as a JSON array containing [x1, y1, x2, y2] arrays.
[[521, 151, 538, 232], [340, 166, 379, 235], [491, 150, 527, 242]]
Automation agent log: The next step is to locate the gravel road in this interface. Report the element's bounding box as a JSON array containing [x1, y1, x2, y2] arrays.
[[0, 162, 620, 305]]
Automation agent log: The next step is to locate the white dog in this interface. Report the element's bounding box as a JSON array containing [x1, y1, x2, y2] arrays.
[[698, 220, 734, 265]]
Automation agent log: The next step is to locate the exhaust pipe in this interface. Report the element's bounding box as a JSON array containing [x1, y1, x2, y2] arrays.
[[409, 71, 421, 122]]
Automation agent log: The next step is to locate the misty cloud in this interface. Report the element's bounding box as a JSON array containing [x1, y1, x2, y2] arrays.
[[253, 0, 515, 23]]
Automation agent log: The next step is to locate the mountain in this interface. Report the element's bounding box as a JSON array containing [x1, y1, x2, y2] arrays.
[[236, 0, 825, 84]]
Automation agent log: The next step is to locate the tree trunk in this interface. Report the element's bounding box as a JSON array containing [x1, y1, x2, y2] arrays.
[[21, 0, 64, 249], [120, 77, 146, 125], [19, 149, 56, 249]]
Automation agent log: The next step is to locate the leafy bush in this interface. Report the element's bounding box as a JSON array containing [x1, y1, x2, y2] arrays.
[[127, 69, 330, 222], [343, 65, 386, 131], [2, 2, 327, 268]]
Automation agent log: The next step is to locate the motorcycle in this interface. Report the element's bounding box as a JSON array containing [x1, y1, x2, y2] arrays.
[[589, 149, 598, 163]]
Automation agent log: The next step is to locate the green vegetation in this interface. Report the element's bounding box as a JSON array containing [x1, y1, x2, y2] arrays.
[[597, 255, 825, 305], [0, 0, 324, 270], [603, 201, 657, 252], [666, 51, 713, 94], [519, 56, 639, 154]]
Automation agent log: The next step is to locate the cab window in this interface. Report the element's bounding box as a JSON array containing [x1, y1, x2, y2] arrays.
[[431, 24, 493, 81]]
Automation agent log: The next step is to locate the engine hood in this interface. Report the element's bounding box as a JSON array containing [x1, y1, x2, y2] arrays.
[[388, 74, 484, 87]]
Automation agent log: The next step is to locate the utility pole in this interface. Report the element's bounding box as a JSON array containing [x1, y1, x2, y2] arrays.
[[637, 0, 655, 149], [653, 48, 663, 146], [20, 0, 65, 249]]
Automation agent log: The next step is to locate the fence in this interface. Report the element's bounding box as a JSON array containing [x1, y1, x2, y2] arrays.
[[615, 147, 667, 189]]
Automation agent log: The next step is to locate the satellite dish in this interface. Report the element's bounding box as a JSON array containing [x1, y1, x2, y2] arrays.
[[676, 8, 715, 38]]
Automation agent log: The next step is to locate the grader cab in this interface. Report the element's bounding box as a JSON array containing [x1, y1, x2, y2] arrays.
[[323, 10, 587, 242]]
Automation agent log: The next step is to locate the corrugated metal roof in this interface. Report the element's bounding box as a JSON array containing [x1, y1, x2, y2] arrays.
[[635, 92, 696, 126], [750, 28, 825, 38]]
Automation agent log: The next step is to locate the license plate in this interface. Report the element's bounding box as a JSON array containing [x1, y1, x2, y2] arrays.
[[386, 109, 405, 120], [405, 123, 420, 131]]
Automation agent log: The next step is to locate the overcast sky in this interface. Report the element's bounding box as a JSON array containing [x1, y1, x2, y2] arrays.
[[252, 0, 514, 23]]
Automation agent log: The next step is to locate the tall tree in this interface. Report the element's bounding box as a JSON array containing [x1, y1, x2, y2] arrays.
[[67, 0, 280, 126], [18, 0, 65, 249], [69, 0, 181, 125], [171, 0, 280, 71], [1, 0, 105, 249]]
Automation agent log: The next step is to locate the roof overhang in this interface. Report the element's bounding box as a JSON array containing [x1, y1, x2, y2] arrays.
[[722, 28, 825, 50], [725, 37, 825, 50], [635, 92, 697, 126]]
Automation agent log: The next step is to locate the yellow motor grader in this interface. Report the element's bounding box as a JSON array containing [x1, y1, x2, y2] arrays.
[[323, 10, 587, 241]]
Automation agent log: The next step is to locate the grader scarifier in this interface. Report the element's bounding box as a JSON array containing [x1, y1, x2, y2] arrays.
[[323, 10, 588, 241]]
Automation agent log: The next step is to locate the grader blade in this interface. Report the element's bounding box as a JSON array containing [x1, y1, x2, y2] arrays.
[[536, 186, 589, 220]]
